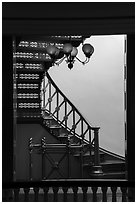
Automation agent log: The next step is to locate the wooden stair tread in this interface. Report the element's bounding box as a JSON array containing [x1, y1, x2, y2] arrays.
[[102, 172, 126, 179], [17, 117, 42, 124], [16, 69, 44, 73], [74, 151, 105, 157], [16, 58, 52, 63], [17, 79, 41, 83], [58, 134, 74, 138], [43, 116, 53, 120], [100, 160, 125, 165], [103, 172, 125, 175], [49, 125, 62, 129]]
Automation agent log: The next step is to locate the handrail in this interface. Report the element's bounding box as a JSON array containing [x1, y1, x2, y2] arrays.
[[46, 72, 93, 129], [41, 71, 102, 171], [3, 179, 132, 188], [41, 71, 96, 146], [42, 72, 125, 161], [44, 109, 90, 144], [3, 180, 134, 202]]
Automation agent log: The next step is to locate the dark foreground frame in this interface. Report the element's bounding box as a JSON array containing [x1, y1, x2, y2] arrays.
[[2, 2, 135, 198]]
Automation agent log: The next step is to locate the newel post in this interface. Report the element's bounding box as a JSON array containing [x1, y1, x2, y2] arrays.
[[94, 127, 100, 165], [91, 127, 103, 177]]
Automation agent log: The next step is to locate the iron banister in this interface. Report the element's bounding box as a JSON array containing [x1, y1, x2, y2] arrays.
[[46, 71, 96, 130]]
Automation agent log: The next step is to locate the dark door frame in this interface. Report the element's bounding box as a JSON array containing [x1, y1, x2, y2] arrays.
[[2, 2, 135, 185]]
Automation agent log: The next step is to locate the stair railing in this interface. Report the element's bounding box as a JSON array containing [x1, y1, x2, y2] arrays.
[[41, 71, 101, 169], [3, 180, 134, 202]]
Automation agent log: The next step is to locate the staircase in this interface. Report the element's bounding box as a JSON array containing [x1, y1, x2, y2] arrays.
[[14, 36, 126, 181], [16, 62, 43, 122]]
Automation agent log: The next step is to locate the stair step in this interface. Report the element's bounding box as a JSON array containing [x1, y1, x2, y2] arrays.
[[100, 160, 125, 165], [17, 117, 42, 124], [17, 112, 41, 119], [102, 172, 126, 179], [16, 57, 52, 63], [49, 125, 62, 129], [17, 81, 40, 84], [43, 116, 53, 120], [17, 107, 41, 110], [17, 114, 42, 118], [17, 89, 40, 94], [16, 69, 44, 74], [101, 161, 125, 173], [83, 159, 125, 166], [58, 134, 74, 143], [17, 79, 41, 83], [17, 99, 41, 103], [17, 88, 40, 91], [59, 133, 74, 138], [74, 151, 105, 157], [17, 83, 40, 89]]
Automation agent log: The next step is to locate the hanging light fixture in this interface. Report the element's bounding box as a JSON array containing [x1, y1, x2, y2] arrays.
[[46, 38, 94, 69]]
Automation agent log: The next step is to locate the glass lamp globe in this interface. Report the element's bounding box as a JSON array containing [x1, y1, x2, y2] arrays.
[[63, 43, 73, 55], [71, 47, 78, 57], [46, 45, 56, 56], [82, 44, 94, 57]]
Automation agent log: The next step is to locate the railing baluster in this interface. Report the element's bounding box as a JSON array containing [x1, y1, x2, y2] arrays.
[[72, 187, 78, 202], [80, 119, 84, 178], [101, 186, 107, 202], [111, 186, 117, 202], [82, 186, 88, 202], [43, 77, 45, 109], [24, 188, 30, 202], [52, 100, 64, 116], [65, 100, 67, 128], [92, 187, 98, 202], [3, 189, 12, 201], [3, 181, 133, 203], [89, 128, 93, 164], [80, 148, 83, 178], [53, 187, 59, 202], [56, 91, 59, 122], [73, 109, 75, 137], [89, 127, 91, 144], [49, 80, 51, 113], [41, 137, 46, 180], [42, 73, 101, 148], [128, 187, 135, 202], [29, 138, 33, 181], [60, 109, 73, 125], [67, 139, 71, 178], [81, 118, 84, 139], [68, 117, 81, 136], [33, 187, 39, 202], [92, 127, 100, 166], [121, 187, 127, 202], [42, 152, 45, 180], [43, 187, 49, 202], [14, 188, 20, 202], [62, 187, 68, 202]]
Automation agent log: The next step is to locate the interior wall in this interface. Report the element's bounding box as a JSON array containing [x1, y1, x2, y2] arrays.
[[49, 35, 125, 157]]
